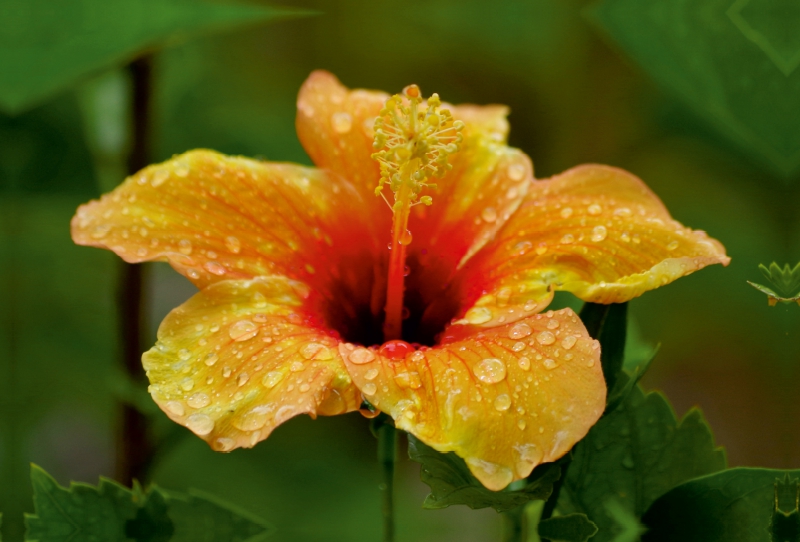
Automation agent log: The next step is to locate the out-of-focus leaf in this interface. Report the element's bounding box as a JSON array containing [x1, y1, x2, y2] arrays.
[[556, 385, 725, 542], [24, 465, 273, 542], [642, 468, 800, 542], [579, 303, 627, 404], [0, 0, 313, 114], [407, 435, 559, 512], [605, 500, 646, 542], [538, 513, 598, 542]]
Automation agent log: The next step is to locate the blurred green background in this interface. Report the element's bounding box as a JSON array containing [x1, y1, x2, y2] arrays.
[[2, 0, 800, 541]]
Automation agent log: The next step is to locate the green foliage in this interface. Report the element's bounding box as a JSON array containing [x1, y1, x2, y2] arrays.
[[748, 263, 800, 305], [0, 0, 311, 114], [24, 465, 273, 542], [538, 513, 598, 542], [604, 500, 646, 542], [642, 469, 800, 542], [578, 303, 630, 409], [555, 384, 726, 542], [407, 435, 560, 512], [589, 0, 800, 175]]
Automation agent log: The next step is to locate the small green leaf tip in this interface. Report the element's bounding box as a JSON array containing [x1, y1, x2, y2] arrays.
[[748, 262, 800, 306]]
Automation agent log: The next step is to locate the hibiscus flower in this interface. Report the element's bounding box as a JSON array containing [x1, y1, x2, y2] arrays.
[[71, 71, 729, 490]]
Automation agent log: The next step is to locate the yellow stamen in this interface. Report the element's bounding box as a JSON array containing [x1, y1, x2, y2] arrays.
[[371, 85, 463, 341]]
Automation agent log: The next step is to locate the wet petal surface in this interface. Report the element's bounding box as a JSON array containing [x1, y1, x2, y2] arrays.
[[144, 277, 360, 451], [341, 308, 605, 490]]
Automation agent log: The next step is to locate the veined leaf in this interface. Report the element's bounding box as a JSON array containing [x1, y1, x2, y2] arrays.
[[642, 468, 800, 542], [24, 465, 273, 542], [538, 513, 598, 542], [555, 385, 725, 542], [407, 435, 560, 512], [0, 0, 313, 114]]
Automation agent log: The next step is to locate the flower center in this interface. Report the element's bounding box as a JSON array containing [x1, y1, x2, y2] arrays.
[[372, 84, 463, 341]]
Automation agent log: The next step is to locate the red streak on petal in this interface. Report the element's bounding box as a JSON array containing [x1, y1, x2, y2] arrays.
[[379, 340, 413, 360]]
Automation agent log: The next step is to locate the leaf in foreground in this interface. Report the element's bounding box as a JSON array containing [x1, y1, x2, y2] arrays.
[[407, 435, 560, 512], [538, 513, 598, 542], [642, 468, 800, 542], [555, 385, 725, 542], [24, 465, 273, 542]]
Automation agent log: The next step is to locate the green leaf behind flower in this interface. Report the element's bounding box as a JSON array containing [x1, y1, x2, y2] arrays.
[[642, 468, 800, 542], [555, 385, 725, 542], [407, 435, 560, 512], [538, 513, 598, 542], [24, 465, 273, 542], [0, 0, 312, 114]]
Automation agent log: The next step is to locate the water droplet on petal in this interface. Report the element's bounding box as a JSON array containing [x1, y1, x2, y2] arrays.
[[494, 394, 512, 411], [301, 342, 333, 360], [332, 112, 353, 133], [363, 382, 378, 395], [465, 458, 513, 490], [536, 331, 556, 345], [187, 393, 210, 408], [464, 307, 492, 324], [588, 204, 602, 215], [560, 234, 574, 244], [518, 356, 531, 370], [204, 261, 226, 275], [591, 225, 607, 242], [614, 207, 631, 217], [379, 340, 412, 360], [229, 320, 258, 341], [508, 323, 532, 339], [178, 348, 191, 361], [399, 229, 413, 245], [560, 207, 573, 218], [204, 352, 219, 366], [151, 170, 169, 187], [481, 207, 498, 223], [165, 401, 184, 416], [349, 348, 375, 365], [394, 371, 422, 389], [225, 236, 241, 254], [91, 225, 111, 239], [667, 240, 679, 251], [517, 419, 527, 430], [543, 358, 558, 370], [561, 335, 577, 350], [473, 358, 507, 384], [186, 413, 214, 435], [512, 341, 526, 352], [365, 368, 379, 380], [262, 371, 284, 388], [180, 378, 194, 391], [547, 319, 560, 330], [237, 373, 250, 386], [234, 405, 274, 431], [507, 163, 525, 181]]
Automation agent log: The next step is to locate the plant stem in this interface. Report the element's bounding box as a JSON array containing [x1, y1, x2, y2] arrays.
[[377, 420, 398, 542], [116, 54, 154, 485], [501, 505, 527, 542]]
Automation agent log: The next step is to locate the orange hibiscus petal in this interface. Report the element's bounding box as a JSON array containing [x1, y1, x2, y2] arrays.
[[143, 277, 360, 451], [341, 308, 605, 491], [71, 150, 381, 316], [446, 164, 729, 327]]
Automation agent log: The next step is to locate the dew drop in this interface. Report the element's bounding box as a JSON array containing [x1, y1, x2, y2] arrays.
[[394, 372, 422, 389], [547, 319, 560, 330], [399, 229, 413, 245], [229, 319, 258, 341], [507, 163, 525, 181], [561, 335, 577, 350], [262, 371, 284, 388], [536, 331, 556, 345], [151, 170, 170, 187], [234, 405, 273, 431], [290, 361, 304, 372], [465, 458, 513, 490], [535, 243, 547, 255], [473, 358, 507, 384], [379, 340, 412, 360], [225, 236, 241, 254], [363, 382, 378, 395], [222, 366, 232, 378], [614, 207, 632, 217], [667, 240, 679, 251], [178, 348, 191, 361], [560, 234, 575, 244], [331, 112, 353, 133], [204, 352, 219, 366], [165, 401, 185, 416], [587, 204, 602, 215], [518, 356, 531, 371], [365, 368, 379, 381], [560, 207, 573, 218], [591, 225, 607, 242], [508, 322, 532, 339], [186, 413, 214, 435], [301, 342, 332, 360], [187, 393, 210, 408], [517, 419, 527, 430], [481, 206, 498, 223], [349, 348, 375, 365], [237, 373, 250, 387], [543, 358, 558, 370], [512, 341, 526, 352], [494, 394, 512, 411], [204, 261, 226, 275], [180, 378, 194, 391], [464, 307, 492, 324]]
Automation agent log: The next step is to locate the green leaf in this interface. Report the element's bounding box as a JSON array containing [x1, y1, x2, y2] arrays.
[[605, 500, 646, 542], [555, 385, 725, 542], [578, 302, 627, 402], [0, 0, 313, 114], [539, 513, 599, 542], [407, 435, 560, 512], [24, 465, 273, 542], [642, 468, 800, 542], [25, 465, 139, 542]]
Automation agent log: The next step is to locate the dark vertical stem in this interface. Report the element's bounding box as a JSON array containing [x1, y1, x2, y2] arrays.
[[501, 505, 527, 542], [377, 422, 397, 542], [116, 54, 153, 486]]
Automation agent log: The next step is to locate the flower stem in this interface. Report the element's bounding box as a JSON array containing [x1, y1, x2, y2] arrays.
[[501, 505, 527, 542], [382, 163, 414, 341], [377, 418, 398, 542]]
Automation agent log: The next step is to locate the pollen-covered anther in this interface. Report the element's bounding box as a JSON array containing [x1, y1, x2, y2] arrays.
[[371, 84, 464, 208]]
